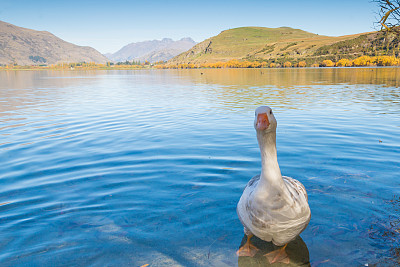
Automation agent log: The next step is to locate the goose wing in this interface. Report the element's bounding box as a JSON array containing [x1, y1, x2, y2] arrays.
[[237, 175, 310, 245]]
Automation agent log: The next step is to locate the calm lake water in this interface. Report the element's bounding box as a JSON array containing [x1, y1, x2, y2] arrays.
[[0, 68, 399, 266]]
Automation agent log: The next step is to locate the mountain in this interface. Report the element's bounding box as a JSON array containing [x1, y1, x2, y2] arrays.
[[107, 37, 197, 63], [0, 20, 108, 65], [168, 26, 374, 64]]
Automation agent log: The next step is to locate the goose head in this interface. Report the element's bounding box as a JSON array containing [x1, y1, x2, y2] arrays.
[[254, 106, 277, 133]]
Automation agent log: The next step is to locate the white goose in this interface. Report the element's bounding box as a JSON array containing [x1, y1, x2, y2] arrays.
[[237, 106, 311, 263]]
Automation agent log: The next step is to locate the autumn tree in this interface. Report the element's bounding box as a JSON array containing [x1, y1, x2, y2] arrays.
[[336, 58, 352, 67], [321, 60, 335, 67], [297, 61, 307, 67], [375, 55, 400, 65], [283, 61, 292, 68], [352, 56, 373, 66]]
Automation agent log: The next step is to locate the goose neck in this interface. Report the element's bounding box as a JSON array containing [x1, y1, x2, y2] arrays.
[[257, 130, 282, 185]]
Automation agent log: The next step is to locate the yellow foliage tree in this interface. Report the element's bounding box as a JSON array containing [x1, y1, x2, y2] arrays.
[[321, 60, 335, 67], [283, 61, 292, 68], [375, 55, 400, 66], [297, 61, 307, 67], [352, 56, 373, 66], [336, 58, 352, 67]]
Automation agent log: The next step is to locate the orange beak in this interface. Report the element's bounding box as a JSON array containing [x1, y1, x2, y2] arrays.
[[256, 113, 270, 130]]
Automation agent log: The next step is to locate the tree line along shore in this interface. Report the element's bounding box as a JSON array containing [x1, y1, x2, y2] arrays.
[[155, 55, 400, 69], [0, 55, 399, 70]]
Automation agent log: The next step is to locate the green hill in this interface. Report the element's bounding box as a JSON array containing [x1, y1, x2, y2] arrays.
[[168, 26, 389, 65]]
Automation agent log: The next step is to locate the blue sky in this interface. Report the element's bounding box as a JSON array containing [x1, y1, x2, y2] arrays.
[[0, 0, 379, 54]]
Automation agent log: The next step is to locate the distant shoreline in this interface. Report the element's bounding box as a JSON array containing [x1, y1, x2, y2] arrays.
[[1, 66, 399, 71], [1, 55, 399, 71]]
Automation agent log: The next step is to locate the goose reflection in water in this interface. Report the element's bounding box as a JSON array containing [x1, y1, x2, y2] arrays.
[[238, 235, 310, 266]]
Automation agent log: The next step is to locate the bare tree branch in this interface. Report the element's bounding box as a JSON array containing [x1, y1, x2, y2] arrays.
[[373, 0, 400, 33]]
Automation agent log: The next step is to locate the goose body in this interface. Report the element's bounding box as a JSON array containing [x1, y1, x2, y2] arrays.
[[237, 106, 311, 247]]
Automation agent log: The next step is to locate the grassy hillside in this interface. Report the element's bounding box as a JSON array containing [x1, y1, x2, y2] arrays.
[[168, 26, 377, 65], [201, 26, 318, 58], [314, 31, 400, 58]]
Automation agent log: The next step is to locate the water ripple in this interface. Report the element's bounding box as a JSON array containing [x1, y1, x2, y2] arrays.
[[0, 69, 399, 266]]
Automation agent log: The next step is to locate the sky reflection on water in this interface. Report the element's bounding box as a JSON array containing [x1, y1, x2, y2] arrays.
[[0, 68, 399, 266]]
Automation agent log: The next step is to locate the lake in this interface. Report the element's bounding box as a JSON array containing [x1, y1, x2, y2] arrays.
[[0, 68, 399, 266]]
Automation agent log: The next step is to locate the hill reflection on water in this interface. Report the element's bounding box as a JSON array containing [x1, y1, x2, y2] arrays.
[[1, 67, 399, 115]]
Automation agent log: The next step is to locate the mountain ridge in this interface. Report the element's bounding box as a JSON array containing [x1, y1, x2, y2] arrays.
[[107, 37, 197, 63], [1, 21, 397, 67], [0, 20, 108, 65]]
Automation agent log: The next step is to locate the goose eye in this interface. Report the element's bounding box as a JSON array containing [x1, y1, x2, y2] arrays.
[[269, 110, 272, 115]]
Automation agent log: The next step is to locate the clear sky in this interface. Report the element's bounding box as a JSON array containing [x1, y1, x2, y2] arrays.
[[0, 0, 379, 54]]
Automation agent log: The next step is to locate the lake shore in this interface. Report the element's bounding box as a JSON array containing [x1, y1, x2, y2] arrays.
[[1, 55, 399, 71]]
